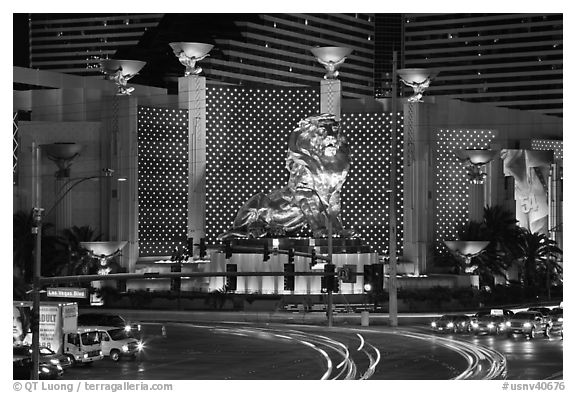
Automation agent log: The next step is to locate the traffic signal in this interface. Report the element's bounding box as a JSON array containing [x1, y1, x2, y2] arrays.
[[263, 243, 270, 262], [170, 263, 181, 292], [322, 264, 339, 293], [363, 264, 383, 293], [224, 241, 232, 259], [225, 263, 237, 291], [309, 248, 317, 268], [199, 238, 207, 258], [284, 263, 295, 291], [363, 265, 373, 292], [288, 248, 295, 264]]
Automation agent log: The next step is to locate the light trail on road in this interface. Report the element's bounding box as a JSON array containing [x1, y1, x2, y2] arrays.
[[387, 330, 507, 380]]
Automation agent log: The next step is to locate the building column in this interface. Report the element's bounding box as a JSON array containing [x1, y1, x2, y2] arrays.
[[54, 177, 72, 230], [320, 79, 341, 120], [179, 76, 207, 242], [106, 95, 138, 273], [402, 102, 433, 275], [468, 183, 485, 222]]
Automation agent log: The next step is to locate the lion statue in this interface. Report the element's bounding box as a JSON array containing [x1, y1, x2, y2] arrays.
[[219, 113, 355, 239]]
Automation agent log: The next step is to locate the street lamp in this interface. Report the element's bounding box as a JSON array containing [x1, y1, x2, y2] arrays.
[[397, 68, 439, 102], [100, 59, 146, 95], [444, 240, 490, 272], [310, 46, 352, 80], [80, 241, 128, 306], [30, 142, 119, 379], [455, 149, 499, 184], [169, 42, 213, 76]]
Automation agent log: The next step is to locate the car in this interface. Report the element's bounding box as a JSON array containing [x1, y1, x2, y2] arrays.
[[472, 308, 514, 321], [39, 346, 72, 369], [548, 307, 563, 338], [79, 325, 144, 362], [431, 314, 472, 333], [13, 346, 64, 380], [78, 313, 141, 334], [506, 311, 550, 339], [527, 306, 551, 316], [471, 314, 508, 335]]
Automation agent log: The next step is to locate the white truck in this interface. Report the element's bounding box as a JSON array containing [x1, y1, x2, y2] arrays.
[[13, 301, 103, 365], [79, 326, 143, 361]]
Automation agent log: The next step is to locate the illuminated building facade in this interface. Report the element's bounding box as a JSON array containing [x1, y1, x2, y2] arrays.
[[403, 13, 563, 117]]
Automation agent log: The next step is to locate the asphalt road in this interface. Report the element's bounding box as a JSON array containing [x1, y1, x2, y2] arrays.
[[55, 320, 562, 380]]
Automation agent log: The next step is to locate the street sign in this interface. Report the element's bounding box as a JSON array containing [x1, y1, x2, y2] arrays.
[[46, 287, 88, 299]]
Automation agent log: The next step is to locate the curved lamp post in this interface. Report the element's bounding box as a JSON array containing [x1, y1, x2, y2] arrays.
[[100, 59, 146, 95], [397, 68, 439, 102], [169, 42, 213, 76], [310, 46, 352, 80], [30, 142, 120, 379]]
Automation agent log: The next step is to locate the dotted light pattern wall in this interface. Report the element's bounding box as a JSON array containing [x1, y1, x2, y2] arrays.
[[531, 139, 563, 162], [137, 106, 189, 256], [340, 113, 404, 255], [205, 86, 320, 243], [435, 129, 496, 252]]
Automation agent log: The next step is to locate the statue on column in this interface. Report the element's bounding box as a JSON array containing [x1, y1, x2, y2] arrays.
[[174, 50, 210, 76], [501, 149, 553, 235], [219, 113, 355, 240]]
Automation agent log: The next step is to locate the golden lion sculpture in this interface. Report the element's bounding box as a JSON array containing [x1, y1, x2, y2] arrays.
[[219, 113, 355, 239]]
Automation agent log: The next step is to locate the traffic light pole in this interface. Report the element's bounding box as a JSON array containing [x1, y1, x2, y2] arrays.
[[31, 142, 42, 380], [389, 51, 399, 327], [327, 220, 333, 328]]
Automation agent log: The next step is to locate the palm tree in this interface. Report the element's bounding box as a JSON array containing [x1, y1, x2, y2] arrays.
[[517, 228, 562, 298], [58, 225, 103, 276], [456, 206, 522, 287], [13, 210, 67, 284]]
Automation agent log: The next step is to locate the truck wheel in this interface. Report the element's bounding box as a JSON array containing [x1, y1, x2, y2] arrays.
[[66, 354, 76, 367], [110, 349, 121, 362]]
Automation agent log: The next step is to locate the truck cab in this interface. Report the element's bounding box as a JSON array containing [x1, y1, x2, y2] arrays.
[[63, 330, 104, 365], [79, 326, 143, 362]]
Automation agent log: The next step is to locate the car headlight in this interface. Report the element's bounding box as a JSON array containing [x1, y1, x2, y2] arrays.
[[472, 322, 478, 328], [41, 366, 50, 374], [558, 317, 563, 322], [57, 364, 63, 371], [137, 342, 144, 351], [447, 322, 454, 328], [124, 325, 132, 332], [523, 322, 532, 328], [431, 322, 437, 327], [83, 353, 88, 359], [50, 359, 59, 365], [99, 350, 103, 356], [122, 345, 129, 352], [487, 323, 494, 329], [506, 321, 511, 327]]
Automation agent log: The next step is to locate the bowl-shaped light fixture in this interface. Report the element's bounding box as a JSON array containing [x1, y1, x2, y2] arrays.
[[44, 143, 83, 160], [80, 241, 128, 257], [310, 46, 353, 80], [169, 42, 214, 76], [100, 59, 146, 95], [444, 240, 490, 264], [397, 68, 439, 102], [455, 149, 499, 165]]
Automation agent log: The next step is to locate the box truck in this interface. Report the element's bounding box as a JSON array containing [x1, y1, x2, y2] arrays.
[[13, 301, 103, 365]]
